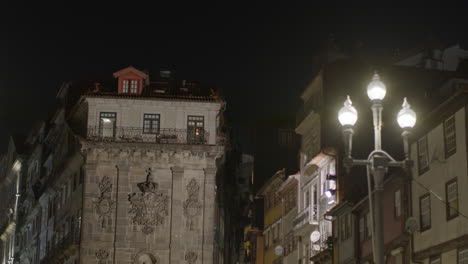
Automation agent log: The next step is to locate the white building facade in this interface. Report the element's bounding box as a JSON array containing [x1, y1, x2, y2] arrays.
[[410, 89, 468, 264]]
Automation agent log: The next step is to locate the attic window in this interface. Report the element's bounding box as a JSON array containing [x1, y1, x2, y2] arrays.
[[122, 80, 139, 93]]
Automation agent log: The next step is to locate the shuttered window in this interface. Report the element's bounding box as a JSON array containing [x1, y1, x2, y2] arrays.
[[420, 194, 431, 231], [446, 179, 458, 220], [418, 136, 429, 174], [444, 115, 456, 157]]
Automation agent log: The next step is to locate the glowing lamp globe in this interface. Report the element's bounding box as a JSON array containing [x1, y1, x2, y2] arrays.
[[397, 97, 416, 129], [367, 73, 386, 101], [338, 96, 358, 127]]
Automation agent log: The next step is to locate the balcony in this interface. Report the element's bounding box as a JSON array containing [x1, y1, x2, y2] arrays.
[[86, 126, 210, 145], [293, 205, 318, 235]]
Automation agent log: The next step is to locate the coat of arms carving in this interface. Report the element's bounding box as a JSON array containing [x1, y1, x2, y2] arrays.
[[185, 251, 198, 264], [128, 168, 169, 234], [94, 175, 114, 228], [183, 178, 202, 230], [95, 249, 109, 264]]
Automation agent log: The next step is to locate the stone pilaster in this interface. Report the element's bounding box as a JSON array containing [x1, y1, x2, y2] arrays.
[[170, 166, 184, 264], [202, 167, 217, 264]]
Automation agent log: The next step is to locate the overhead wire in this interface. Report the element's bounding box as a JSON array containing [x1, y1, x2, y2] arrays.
[[411, 176, 468, 222]]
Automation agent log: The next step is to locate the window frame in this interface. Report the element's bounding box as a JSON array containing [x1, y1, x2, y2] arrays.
[[142, 114, 161, 134], [417, 135, 430, 175], [122, 79, 140, 94], [459, 247, 468, 264], [444, 115, 456, 158], [419, 193, 431, 232], [99, 112, 117, 138], [446, 178, 459, 221], [187, 115, 205, 144], [122, 80, 129, 93], [130, 80, 139, 93]]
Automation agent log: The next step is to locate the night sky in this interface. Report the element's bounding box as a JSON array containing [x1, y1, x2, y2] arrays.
[[3, 3, 468, 154]]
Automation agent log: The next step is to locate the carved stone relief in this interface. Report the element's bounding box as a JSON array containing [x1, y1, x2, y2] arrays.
[[95, 249, 109, 264], [128, 168, 169, 234], [94, 175, 114, 228], [185, 251, 198, 264], [133, 250, 158, 264], [183, 178, 202, 230]]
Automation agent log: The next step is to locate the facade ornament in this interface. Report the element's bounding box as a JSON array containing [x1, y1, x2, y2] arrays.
[[183, 178, 202, 230], [95, 249, 109, 264], [133, 250, 158, 264], [94, 175, 114, 228], [128, 168, 169, 234], [185, 251, 198, 264]]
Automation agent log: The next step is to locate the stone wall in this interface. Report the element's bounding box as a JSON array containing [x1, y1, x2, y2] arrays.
[[80, 142, 223, 264]]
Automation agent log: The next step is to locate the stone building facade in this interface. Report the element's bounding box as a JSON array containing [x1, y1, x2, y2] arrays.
[[12, 66, 229, 264]]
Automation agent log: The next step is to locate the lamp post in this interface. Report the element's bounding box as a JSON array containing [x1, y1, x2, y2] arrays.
[[337, 73, 416, 264]]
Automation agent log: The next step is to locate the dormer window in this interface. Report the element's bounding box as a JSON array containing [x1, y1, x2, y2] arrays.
[[130, 80, 138, 93], [122, 80, 139, 94], [122, 80, 129, 93], [113, 66, 149, 95]]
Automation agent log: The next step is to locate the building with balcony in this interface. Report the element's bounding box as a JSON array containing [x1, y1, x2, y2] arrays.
[[9, 66, 232, 264], [294, 150, 336, 264]]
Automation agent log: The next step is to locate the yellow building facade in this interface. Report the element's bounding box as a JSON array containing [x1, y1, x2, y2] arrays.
[[258, 169, 286, 264]]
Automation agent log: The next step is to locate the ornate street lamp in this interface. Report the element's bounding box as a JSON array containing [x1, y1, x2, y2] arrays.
[[338, 73, 415, 264]]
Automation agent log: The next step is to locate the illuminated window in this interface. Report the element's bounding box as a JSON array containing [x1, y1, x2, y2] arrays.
[[444, 115, 456, 157], [446, 179, 458, 220], [122, 80, 129, 93], [99, 112, 117, 139], [418, 136, 429, 175], [187, 116, 205, 144], [420, 193, 431, 231], [130, 80, 139, 93]]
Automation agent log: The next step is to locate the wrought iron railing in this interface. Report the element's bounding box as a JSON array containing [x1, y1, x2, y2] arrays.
[[86, 126, 210, 145]]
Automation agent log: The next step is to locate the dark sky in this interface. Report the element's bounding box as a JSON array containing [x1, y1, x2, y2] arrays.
[[2, 3, 468, 151]]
